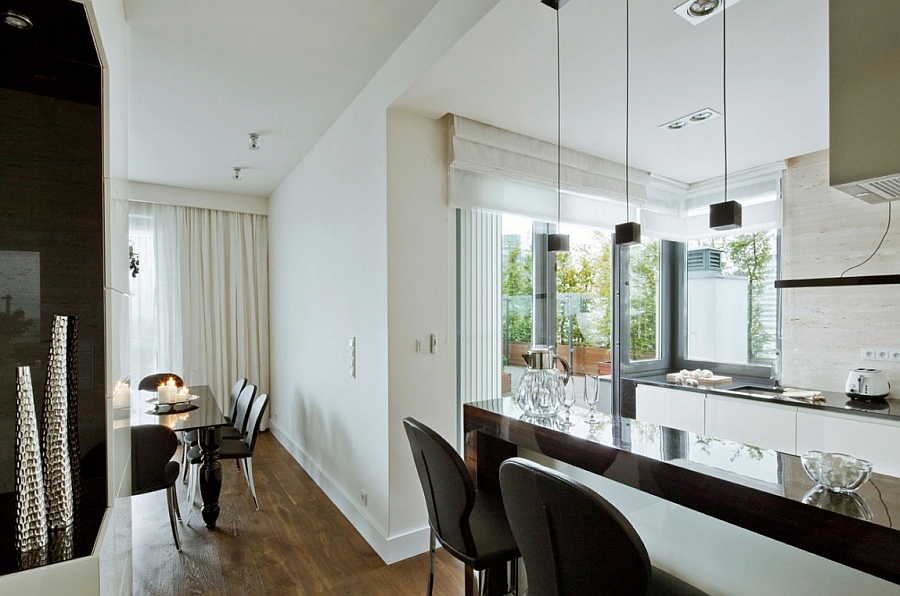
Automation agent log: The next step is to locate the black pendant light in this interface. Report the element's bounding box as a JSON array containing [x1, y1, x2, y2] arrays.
[[546, 0, 569, 252], [615, 0, 641, 246], [708, 1, 742, 230]]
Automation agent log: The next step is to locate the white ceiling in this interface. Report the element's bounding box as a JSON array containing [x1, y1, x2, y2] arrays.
[[125, 0, 439, 197], [396, 0, 829, 186], [125, 0, 829, 199]]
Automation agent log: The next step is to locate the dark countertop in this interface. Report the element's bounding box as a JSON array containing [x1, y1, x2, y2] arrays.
[[464, 397, 900, 585], [629, 374, 900, 423]]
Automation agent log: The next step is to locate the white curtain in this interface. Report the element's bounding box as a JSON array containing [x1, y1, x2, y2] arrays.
[[129, 202, 269, 421]]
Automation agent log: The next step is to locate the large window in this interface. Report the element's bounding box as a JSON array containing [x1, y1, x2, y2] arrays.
[[686, 230, 778, 364]]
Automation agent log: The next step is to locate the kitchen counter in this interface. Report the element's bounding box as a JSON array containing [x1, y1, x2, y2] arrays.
[[464, 397, 900, 586], [628, 374, 900, 423]]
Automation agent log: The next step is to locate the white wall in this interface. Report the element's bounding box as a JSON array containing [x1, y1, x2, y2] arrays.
[[386, 110, 457, 545], [266, 0, 499, 563], [129, 181, 268, 215], [782, 150, 900, 393]]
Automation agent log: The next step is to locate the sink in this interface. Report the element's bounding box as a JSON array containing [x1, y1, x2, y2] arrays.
[[726, 385, 785, 397]]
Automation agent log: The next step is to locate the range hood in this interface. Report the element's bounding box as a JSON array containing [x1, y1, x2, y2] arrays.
[[829, 0, 900, 203]]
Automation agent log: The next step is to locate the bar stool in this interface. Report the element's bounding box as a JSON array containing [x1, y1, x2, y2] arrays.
[[403, 417, 519, 595], [499, 457, 709, 596]]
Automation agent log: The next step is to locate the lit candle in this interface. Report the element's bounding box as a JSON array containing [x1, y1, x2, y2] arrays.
[[158, 383, 170, 404]]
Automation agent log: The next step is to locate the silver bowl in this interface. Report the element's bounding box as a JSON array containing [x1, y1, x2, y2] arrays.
[[801, 451, 873, 493]]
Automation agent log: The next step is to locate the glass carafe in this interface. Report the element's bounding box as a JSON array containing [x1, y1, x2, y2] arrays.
[[515, 347, 571, 419]]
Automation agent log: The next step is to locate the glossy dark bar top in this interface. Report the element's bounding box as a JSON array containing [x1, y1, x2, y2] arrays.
[[464, 398, 900, 585], [631, 374, 900, 422]]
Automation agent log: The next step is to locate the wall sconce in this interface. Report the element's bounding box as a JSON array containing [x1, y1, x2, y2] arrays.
[[129, 244, 139, 278]]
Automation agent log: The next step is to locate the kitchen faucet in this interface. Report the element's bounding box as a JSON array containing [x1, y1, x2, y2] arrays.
[[770, 349, 782, 389]]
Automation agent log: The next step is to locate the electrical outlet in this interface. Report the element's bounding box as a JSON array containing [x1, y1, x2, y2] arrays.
[[877, 347, 891, 361], [892, 350, 900, 362], [360, 490, 367, 507], [862, 347, 877, 360]]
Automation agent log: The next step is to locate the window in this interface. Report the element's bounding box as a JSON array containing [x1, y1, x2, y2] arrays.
[[686, 230, 778, 364], [628, 238, 661, 362]]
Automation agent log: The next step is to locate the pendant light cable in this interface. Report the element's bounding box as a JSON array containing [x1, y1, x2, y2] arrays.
[[722, 0, 728, 203], [625, 0, 630, 221], [556, 8, 562, 229]]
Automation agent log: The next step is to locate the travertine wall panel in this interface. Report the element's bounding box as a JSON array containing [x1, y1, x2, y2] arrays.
[[782, 150, 900, 393]]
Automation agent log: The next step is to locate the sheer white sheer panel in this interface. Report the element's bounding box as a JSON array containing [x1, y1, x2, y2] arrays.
[[457, 209, 502, 404], [129, 202, 270, 424]]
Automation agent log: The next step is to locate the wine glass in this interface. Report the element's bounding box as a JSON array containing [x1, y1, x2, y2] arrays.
[[559, 377, 576, 428], [584, 374, 600, 423]]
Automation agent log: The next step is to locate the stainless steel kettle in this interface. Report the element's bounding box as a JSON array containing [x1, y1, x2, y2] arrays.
[[845, 368, 891, 399], [516, 347, 571, 418]]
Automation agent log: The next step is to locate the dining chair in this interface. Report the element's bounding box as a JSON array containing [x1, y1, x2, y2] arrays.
[[224, 377, 249, 424], [181, 381, 255, 482], [499, 457, 709, 596], [131, 424, 183, 550], [221, 383, 257, 441], [403, 417, 519, 596], [138, 373, 184, 392], [185, 393, 270, 523]]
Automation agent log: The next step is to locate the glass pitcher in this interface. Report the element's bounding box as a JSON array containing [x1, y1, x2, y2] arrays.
[[515, 347, 571, 419]]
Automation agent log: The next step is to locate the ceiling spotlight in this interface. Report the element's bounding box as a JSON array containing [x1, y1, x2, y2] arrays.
[[3, 10, 34, 29], [688, 0, 720, 17], [248, 133, 260, 150], [660, 108, 720, 131], [232, 167, 242, 181]]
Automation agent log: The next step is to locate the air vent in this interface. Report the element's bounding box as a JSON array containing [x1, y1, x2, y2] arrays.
[[861, 176, 900, 200], [688, 248, 722, 272]]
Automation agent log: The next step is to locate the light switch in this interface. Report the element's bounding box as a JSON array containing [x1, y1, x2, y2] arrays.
[[430, 333, 438, 354], [349, 336, 356, 378]]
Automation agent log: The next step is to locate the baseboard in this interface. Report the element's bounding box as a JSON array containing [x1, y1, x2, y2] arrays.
[[268, 421, 431, 564]]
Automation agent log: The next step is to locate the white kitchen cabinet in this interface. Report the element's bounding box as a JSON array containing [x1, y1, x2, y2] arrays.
[[797, 410, 900, 478], [635, 384, 705, 435], [705, 395, 798, 454]]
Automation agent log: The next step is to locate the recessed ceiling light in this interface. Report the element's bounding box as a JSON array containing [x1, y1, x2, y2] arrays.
[[232, 167, 242, 181], [3, 10, 33, 30], [673, 0, 744, 25], [248, 133, 260, 150], [688, 0, 719, 17], [660, 108, 721, 131]]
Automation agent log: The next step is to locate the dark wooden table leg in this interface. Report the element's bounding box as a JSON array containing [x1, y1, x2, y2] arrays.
[[199, 426, 223, 528]]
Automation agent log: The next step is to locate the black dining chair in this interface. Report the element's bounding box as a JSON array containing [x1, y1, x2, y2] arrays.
[[221, 383, 257, 441], [185, 393, 270, 523], [131, 424, 182, 550], [499, 457, 709, 596], [224, 377, 249, 424], [138, 373, 185, 392], [403, 417, 519, 596], [181, 380, 255, 482]]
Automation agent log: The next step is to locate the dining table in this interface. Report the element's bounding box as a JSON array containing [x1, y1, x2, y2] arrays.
[[134, 385, 227, 529]]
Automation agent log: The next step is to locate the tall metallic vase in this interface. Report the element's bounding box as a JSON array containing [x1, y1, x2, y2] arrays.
[[15, 366, 48, 569], [41, 315, 74, 532]]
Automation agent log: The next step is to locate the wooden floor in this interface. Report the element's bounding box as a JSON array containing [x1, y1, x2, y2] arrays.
[[131, 432, 465, 595]]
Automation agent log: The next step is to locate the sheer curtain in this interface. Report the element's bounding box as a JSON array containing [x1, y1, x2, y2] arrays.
[[129, 202, 269, 419]]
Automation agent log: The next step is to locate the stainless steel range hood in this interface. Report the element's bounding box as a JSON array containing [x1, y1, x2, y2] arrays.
[[830, 0, 900, 203]]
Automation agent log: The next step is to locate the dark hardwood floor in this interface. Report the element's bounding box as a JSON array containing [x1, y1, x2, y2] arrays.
[[131, 432, 465, 595]]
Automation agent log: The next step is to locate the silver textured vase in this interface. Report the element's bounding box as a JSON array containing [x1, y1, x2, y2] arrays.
[[41, 315, 74, 530], [15, 366, 48, 568]]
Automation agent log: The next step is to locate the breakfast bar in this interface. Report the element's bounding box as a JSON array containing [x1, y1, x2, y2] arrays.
[[464, 397, 900, 586]]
